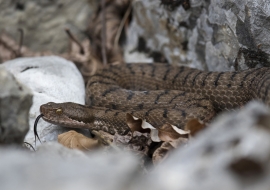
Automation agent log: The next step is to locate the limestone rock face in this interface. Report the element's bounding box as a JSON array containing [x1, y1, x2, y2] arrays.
[[0, 66, 32, 144], [1, 56, 86, 146], [125, 0, 270, 71]]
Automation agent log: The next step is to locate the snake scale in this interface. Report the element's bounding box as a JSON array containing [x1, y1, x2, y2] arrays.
[[39, 63, 270, 135]]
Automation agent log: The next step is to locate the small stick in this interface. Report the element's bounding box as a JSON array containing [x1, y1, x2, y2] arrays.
[[17, 28, 24, 57], [0, 36, 18, 57], [114, 3, 132, 48], [101, 0, 108, 65], [65, 28, 85, 55]]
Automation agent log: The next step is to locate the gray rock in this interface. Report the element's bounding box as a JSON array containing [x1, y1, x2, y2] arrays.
[[0, 66, 32, 144], [0, 142, 140, 190], [0, 0, 95, 53], [125, 0, 270, 71], [132, 101, 270, 190], [1, 56, 86, 146], [124, 0, 209, 69]]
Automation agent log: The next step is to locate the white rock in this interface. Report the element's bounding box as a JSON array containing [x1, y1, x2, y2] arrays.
[[0, 142, 140, 190], [1, 56, 86, 146]]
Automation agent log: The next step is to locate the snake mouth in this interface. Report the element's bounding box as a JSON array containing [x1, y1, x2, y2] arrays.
[[41, 114, 89, 129], [34, 113, 85, 145]]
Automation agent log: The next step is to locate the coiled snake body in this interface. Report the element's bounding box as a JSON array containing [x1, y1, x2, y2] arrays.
[[40, 63, 270, 135]]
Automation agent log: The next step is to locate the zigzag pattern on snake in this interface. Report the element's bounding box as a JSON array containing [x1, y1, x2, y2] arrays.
[[39, 63, 270, 135]]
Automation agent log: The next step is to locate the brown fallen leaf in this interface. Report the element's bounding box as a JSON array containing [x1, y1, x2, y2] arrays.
[[152, 137, 189, 164], [58, 130, 100, 151], [126, 113, 189, 142], [126, 113, 151, 133], [158, 123, 189, 142], [168, 137, 189, 148], [184, 118, 206, 137], [152, 142, 172, 165], [88, 0, 131, 65]]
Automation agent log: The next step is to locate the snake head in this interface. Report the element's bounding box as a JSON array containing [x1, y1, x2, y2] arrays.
[[40, 102, 95, 128]]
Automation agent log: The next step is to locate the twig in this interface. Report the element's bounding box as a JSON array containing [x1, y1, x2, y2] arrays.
[[0, 36, 18, 57], [114, 3, 132, 48], [101, 0, 108, 65], [65, 28, 85, 55], [17, 28, 23, 57]]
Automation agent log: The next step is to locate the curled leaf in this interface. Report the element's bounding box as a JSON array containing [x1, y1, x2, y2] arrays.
[[152, 142, 173, 165], [87, 0, 131, 64], [126, 113, 143, 132], [126, 113, 151, 133], [158, 123, 189, 142], [184, 119, 206, 137], [153, 137, 189, 164], [58, 130, 100, 151], [168, 137, 189, 148], [126, 113, 190, 142], [127, 113, 160, 142], [150, 129, 161, 142]]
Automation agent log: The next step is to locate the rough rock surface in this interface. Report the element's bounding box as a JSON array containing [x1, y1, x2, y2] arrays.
[[1, 56, 86, 146], [0, 0, 95, 53], [125, 0, 270, 71], [132, 102, 270, 190], [0, 66, 32, 144], [0, 142, 140, 190]]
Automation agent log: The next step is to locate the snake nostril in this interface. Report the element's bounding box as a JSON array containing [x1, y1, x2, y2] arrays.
[[40, 105, 46, 114]]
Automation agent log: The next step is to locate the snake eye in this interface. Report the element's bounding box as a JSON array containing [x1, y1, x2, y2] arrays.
[[55, 108, 63, 115]]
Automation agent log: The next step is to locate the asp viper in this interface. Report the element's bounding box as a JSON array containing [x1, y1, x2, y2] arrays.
[[35, 63, 270, 140]]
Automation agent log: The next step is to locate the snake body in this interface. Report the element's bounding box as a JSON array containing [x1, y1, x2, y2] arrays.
[[40, 63, 270, 135]]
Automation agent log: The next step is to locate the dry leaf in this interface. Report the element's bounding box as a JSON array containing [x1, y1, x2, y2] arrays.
[[58, 130, 100, 151], [126, 113, 190, 142], [126, 113, 143, 132], [153, 138, 189, 164], [184, 118, 206, 137], [126, 113, 162, 142], [0, 32, 18, 62], [168, 137, 189, 148], [126, 113, 150, 133], [88, 0, 131, 64], [152, 142, 173, 165], [158, 123, 189, 142]]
